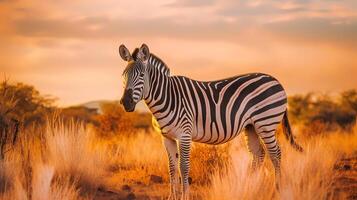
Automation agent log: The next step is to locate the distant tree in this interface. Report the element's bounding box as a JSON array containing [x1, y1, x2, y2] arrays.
[[288, 91, 356, 134], [0, 80, 55, 127]]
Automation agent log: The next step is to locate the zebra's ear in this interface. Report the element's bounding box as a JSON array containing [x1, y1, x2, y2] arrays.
[[138, 43, 150, 61], [119, 44, 132, 61]]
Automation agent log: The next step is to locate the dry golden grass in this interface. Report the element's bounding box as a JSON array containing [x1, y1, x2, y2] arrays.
[[0, 119, 356, 200], [45, 121, 108, 194], [0, 120, 109, 200], [104, 130, 169, 192], [207, 129, 357, 200]]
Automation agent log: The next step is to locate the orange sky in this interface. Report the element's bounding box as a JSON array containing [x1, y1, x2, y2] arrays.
[[0, 0, 357, 106]]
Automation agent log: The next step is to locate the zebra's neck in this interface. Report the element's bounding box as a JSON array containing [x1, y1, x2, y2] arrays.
[[143, 55, 172, 114]]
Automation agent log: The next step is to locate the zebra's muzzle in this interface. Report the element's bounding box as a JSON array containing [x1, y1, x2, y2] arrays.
[[120, 89, 136, 112]]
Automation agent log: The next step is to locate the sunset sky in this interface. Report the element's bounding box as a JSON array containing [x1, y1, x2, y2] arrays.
[[0, 0, 356, 106]]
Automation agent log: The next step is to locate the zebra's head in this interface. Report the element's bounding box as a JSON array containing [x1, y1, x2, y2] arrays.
[[119, 44, 150, 112]]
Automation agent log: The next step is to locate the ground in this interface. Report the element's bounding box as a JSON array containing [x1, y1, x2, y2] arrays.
[[94, 154, 357, 200]]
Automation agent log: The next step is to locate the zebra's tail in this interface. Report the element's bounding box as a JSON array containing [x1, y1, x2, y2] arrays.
[[282, 110, 304, 152]]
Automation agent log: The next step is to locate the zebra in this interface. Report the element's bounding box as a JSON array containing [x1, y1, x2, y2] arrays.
[[118, 43, 303, 200]]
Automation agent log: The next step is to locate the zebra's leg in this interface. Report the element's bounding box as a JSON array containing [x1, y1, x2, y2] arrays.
[[244, 125, 265, 171], [178, 134, 192, 200], [257, 128, 281, 189], [163, 137, 179, 200]]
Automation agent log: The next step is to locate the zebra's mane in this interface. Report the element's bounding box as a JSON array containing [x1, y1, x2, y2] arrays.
[[148, 54, 170, 76], [131, 48, 170, 76]]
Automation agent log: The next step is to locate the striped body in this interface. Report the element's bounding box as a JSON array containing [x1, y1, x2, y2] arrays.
[[147, 73, 287, 145]]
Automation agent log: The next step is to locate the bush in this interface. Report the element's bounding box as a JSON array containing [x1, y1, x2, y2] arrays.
[[288, 91, 357, 134], [94, 102, 151, 137]]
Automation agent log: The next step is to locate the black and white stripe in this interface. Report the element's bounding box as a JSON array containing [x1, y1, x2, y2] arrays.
[[119, 44, 302, 200]]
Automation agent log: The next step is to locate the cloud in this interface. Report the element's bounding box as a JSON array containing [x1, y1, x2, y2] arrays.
[[265, 17, 357, 48], [7, 12, 357, 52], [215, 0, 357, 21], [167, 0, 215, 7]]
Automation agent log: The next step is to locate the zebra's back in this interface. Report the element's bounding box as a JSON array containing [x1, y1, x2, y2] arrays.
[[172, 73, 288, 144]]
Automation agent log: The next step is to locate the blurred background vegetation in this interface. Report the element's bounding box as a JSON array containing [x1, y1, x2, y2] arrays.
[[1, 79, 356, 139], [0, 79, 153, 145], [289, 90, 357, 135], [1, 79, 356, 161]]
